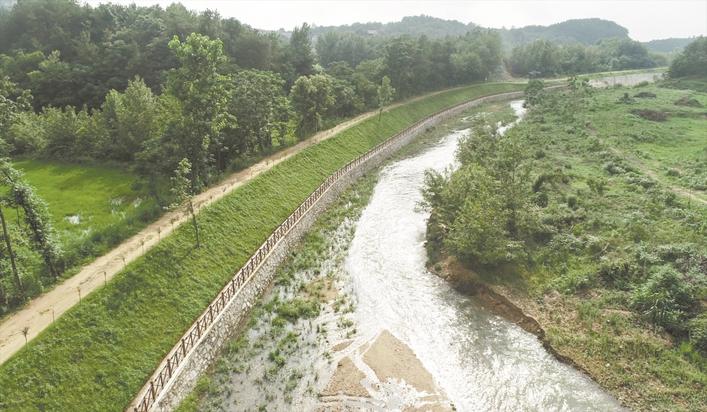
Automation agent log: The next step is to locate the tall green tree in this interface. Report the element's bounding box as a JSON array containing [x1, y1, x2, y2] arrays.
[[169, 158, 200, 248], [288, 23, 315, 79], [164, 33, 232, 190], [290, 74, 335, 138], [669, 36, 707, 78], [101, 76, 162, 161], [220, 70, 290, 167]]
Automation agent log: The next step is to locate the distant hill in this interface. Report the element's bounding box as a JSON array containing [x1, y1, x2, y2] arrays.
[[309, 15, 476, 39], [304, 16, 633, 49], [643, 37, 696, 53], [500, 18, 629, 47]]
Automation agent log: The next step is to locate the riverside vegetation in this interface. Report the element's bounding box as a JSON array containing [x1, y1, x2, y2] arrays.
[[423, 71, 706, 408], [0, 82, 524, 412]]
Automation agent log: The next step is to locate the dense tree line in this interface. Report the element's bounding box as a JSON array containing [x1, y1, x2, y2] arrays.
[[0, 1, 505, 173], [0, 1, 505, 310], [668, 36, 707, 78], [508, 38, 663, 77]]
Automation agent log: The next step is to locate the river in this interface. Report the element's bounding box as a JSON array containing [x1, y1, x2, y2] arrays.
[[195, 100, 624, 412], [345, 100, 623, 411]]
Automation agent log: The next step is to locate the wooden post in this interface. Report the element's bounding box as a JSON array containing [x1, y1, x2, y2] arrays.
[[149, 381, 156, 402]]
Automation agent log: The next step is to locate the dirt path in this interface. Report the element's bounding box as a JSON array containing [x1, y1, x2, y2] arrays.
[[0, 86, 473, 366]]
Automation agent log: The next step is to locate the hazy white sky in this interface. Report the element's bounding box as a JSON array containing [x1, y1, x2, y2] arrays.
[[85, 0, 707, 42]]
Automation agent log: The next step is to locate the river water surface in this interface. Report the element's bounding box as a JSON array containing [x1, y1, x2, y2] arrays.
[[344, 100, 624, 411]]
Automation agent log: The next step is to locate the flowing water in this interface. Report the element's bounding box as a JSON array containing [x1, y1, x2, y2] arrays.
[[200, 101, 624, 412], [344, 100, 624, 411]]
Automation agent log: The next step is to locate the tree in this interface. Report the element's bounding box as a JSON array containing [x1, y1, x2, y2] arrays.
[[288, 23, 315, 79], [164, 33, 232, 190], [669, 36, 707, 78], [101, 77, 161, 161], [169, 158, 200, 248], [0, 200, 22, 297], [377, 75, 395, 119], [0, 160, 62, 278], [290, 74, 335, 138], [220, 70, 290, 167], [0, 76, 31, 155]]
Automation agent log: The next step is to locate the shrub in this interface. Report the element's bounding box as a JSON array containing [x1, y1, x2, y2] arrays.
[[617, 92, 635, 104], [566, 194, 578, 209], [604, 161, 626, 175], [688, 313, 707, 353], [631, 265, 696, 333], [673, 95, 703, 108], [597, 257, 639, 289]]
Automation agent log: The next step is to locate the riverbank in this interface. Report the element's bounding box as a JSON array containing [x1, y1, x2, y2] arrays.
[[424, 82, 706, 411]]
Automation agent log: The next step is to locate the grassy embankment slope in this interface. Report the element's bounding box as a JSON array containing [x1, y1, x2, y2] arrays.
[[0, 82, 524, 412], [433, 81, 706, 410]]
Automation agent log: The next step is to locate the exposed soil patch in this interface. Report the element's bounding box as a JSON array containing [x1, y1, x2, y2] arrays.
[[633, 91, 656, 98], [363, 330, 437, 394], [631, 108, 667, 121], [321, 357, 369, 397]]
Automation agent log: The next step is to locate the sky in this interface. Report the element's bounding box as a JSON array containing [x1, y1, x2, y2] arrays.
[[84, 0, 707, 42]]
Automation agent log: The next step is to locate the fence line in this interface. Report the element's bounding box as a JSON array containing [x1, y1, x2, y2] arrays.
[[130, 89, 524, 412]]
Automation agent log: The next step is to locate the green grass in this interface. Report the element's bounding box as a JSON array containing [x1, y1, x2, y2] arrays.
[[13, 159, 150, 242], [659, 75, 707, 93], [0, 160, 161, 311], [0, 82, 524, 412]]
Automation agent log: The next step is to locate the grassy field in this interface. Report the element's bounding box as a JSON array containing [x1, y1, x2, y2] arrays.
[[441, 81, 707, 410], [13, 160, 156, 245], [0, 82, 524, 411]]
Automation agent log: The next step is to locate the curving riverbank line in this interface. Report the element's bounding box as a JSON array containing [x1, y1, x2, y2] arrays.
[[130, 89, 529, 412]]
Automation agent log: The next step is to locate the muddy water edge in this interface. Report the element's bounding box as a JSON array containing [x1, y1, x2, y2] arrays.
[[175, 101, 621, 412]]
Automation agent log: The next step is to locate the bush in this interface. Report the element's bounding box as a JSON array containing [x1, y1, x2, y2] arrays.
[[598, 257, 640, 289], [566, 194, 578, 209], [673, 95, 703, 108], [688, 313, 707, 353], [631, 265, 696, 333]]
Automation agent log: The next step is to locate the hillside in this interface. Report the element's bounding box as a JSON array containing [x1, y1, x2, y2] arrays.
[[308, 15, 475, 39], [499, 18, 629, 46], [643, 37, 696, 53]]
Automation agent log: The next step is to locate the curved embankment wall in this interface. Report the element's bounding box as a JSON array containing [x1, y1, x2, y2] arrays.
[[130, 89, 525, 412]]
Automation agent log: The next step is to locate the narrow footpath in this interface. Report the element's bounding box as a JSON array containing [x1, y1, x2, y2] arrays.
[[0, 86, 481, 366]]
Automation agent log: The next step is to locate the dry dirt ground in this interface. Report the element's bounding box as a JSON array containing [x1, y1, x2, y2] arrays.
[[0, 86, 476, 365], [319, 329, 452, 412]]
